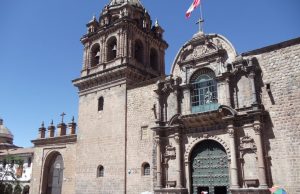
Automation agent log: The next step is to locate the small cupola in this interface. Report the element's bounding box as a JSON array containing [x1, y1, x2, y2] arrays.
[[86, 15, 99, 34], [151, 19, 164, 39]]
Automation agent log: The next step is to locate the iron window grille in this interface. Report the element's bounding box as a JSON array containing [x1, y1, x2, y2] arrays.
[[191, 73, 219, 113]]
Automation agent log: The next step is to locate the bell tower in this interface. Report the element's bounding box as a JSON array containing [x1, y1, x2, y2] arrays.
[[72, 1, 168, 193], [75, 0, 168, 89]]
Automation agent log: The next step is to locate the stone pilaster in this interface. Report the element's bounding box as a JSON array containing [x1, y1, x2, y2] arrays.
[[253, 120, 268, 188], [155, 136, 162, 189], [249, 71, 258, 105], [227, 123, 240, 189], [182, 85, 191, 115], [174, 133, 183, 188], [225, 77, 231, 106]]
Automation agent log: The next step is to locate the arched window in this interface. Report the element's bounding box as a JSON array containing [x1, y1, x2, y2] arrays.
[[91, 44, 100, 67], [134, 40, 144, 64], [142, 163, 150, 176], [98, 97, 104, 111], [150, 48, 158, 70], [190, 69, 219, 113], [97, 165, 104, 177], [107, 37, 117, 61]]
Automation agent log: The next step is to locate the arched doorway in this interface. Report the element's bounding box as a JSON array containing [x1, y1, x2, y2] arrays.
[[190, 140, 229, 194], [42, 152, 64, 194]]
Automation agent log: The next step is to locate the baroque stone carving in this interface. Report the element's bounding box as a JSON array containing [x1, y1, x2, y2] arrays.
[[239, 134, 257, 153], [253, 125, 262, 135], [184, 135, 230, 164], [227, 127, 235, 138], [164, 145, 176, 159]]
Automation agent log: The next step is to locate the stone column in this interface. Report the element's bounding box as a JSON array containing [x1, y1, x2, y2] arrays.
[[227, 123, 239, 189], [225, 77, 231, 106], [155, 136, 162, 189], [82, 46, 88, 70], [253, 120, 268, 188], [249, 71, 258, 105], [174, 133, 183, 188]]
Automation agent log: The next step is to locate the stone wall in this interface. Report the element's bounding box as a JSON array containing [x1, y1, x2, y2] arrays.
[[30, 143, 76, 194], [126, 83, 157, 194], [245, 40, 300, 193], [75, 83, 127, 194]]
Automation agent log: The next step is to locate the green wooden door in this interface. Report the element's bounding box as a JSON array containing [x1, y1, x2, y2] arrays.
[[191, 140, 229, 194]]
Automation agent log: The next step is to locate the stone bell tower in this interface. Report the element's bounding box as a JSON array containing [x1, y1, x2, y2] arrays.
[[75, 0, 168, 86], [72, 0, 168, 193]]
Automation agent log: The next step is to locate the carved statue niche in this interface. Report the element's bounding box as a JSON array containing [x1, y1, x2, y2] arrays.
[[239, 134, 259, 188], [155, 78, 178, 124]]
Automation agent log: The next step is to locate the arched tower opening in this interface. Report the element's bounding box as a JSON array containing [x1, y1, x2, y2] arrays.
[[134, 40, 144, 64], [107, 37, 117, 61], [150, 48, 158, 71]]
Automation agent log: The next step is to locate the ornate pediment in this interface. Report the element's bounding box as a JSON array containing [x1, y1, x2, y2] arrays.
[[178, 36, 226, 66]]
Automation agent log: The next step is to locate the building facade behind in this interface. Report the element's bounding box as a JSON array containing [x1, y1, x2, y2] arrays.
[[0, 118, 33, 193], [30, 0, 300, 194]]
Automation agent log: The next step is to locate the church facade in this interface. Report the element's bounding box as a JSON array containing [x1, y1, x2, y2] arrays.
[[30, 0, 300, 194]]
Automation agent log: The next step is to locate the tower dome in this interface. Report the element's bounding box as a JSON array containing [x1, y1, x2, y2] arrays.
[[0, 118, 16, 150], [108, 0, 144, 8]]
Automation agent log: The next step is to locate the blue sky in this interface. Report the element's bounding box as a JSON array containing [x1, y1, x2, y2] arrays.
[[0, 0, 299, 147]]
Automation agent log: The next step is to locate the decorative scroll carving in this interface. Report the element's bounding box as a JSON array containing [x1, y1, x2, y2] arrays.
[[253, 125, 262, 135], [240, 135, 257, 153], [164, 145, 176, 159]]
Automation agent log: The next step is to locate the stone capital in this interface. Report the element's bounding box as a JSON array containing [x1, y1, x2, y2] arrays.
[[154, 137, 161, 145], [226, 122, 235, 137], [227, 127, 235, 137]]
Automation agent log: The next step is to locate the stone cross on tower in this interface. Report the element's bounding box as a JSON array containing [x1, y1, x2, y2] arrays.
[[60, 112, 66, 123]]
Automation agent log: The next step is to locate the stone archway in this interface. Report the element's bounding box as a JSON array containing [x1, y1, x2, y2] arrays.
[[190, 140, 229, 194], [41, 151, 64, 194]]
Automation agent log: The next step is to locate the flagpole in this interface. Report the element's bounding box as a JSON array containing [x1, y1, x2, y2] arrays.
[[199, 2, 204, 32]]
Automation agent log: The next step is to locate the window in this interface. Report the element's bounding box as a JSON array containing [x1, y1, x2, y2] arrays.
[[91, 44, 100, 67], [97, 165, 104, 177], [141, 126, 148, 140], [107, 37, 117, 61], [150, 48, 158, 70], [190, 69, 219, 113], [142, 163, 150, 176], [134, 40, 144, 63], [98, 97, 104, 111]]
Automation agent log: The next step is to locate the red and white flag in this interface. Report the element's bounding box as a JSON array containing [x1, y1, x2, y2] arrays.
[[186, 0, 201, 18]]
